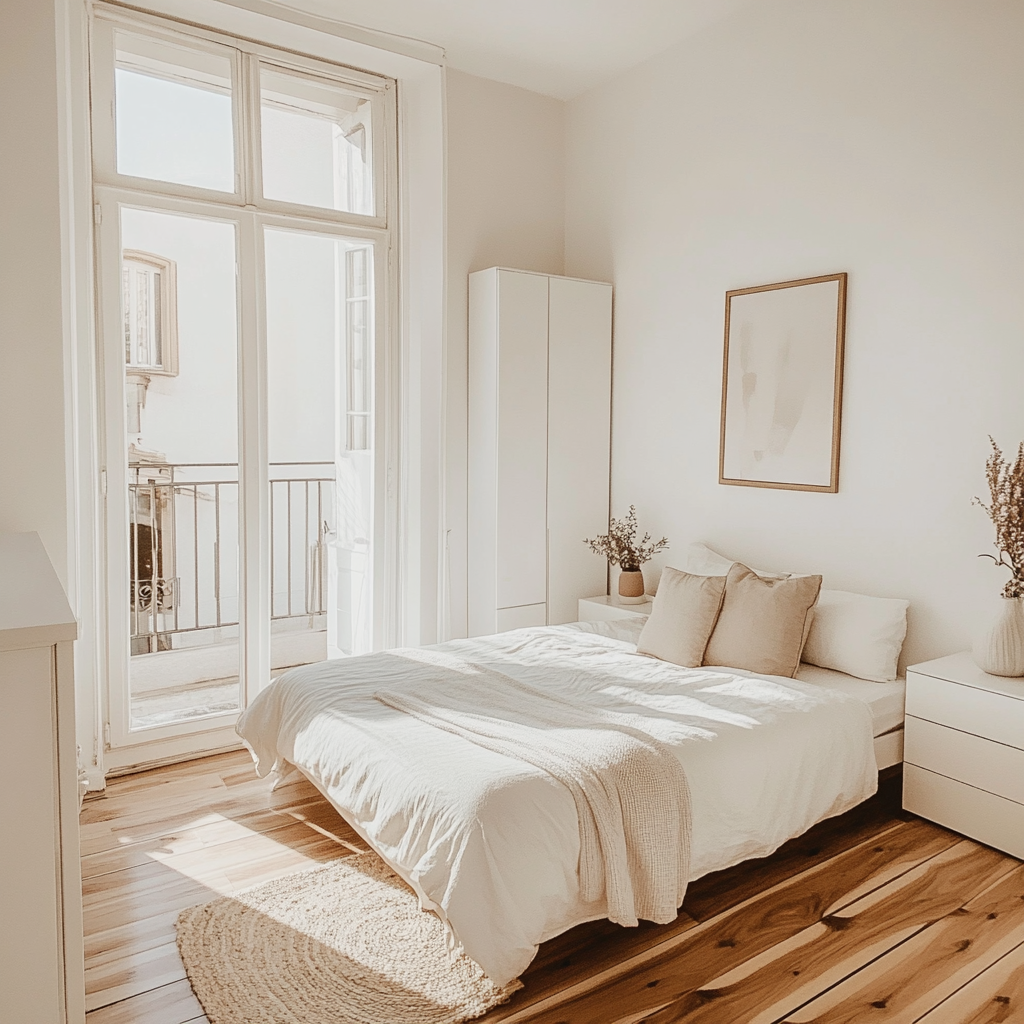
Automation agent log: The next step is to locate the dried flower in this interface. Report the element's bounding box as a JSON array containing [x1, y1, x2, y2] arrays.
[[584, 506, 668, 572], [973, 437, 1024, 599]]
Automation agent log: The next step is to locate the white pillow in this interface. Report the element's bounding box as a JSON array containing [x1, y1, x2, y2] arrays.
[[801, 590, 909, 683], [672, 542, 788, 581]]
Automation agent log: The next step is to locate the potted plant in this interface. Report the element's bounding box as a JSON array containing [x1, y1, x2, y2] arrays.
[[584, 506, 668, 604], [973, 437, 1024, 676]]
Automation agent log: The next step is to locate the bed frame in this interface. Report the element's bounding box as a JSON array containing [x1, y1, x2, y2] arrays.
[[873, 726, 904, 771]]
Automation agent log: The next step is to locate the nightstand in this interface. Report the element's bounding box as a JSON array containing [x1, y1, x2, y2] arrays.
[[578, 595, 654, 622], [903, 652, 1024, 858]]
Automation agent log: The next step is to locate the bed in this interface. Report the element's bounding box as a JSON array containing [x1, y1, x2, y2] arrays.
[[237, 617, 897, 987]]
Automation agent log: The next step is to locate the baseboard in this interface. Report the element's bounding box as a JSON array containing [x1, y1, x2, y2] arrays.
[[103, 740, 246, 779], [84, 765, 107, 792]]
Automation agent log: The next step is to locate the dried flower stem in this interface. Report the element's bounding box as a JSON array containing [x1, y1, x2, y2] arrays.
[[584, 505, 668, 572], [974, 437, 1024, 599]]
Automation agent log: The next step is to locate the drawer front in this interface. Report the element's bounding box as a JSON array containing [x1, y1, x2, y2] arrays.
[[905, 716, 1024, 804], [903, 763, 1024, 860], [905, 672, 1024, 751]]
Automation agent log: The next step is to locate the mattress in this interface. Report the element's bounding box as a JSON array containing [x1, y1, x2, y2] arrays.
[[606, 617, 907, 736], [795, 664, 906, 737]]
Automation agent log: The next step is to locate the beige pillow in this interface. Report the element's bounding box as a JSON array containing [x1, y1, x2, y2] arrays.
[[703, 563, 822, 678], [637, 567, 727, 667]]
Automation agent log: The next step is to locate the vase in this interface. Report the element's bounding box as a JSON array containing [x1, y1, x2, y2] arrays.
[[973, 596, 1024, 677], [618, 569, 646, 604]]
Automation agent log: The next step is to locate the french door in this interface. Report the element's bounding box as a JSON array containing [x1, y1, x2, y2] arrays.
[[90, 6, 397, 759]]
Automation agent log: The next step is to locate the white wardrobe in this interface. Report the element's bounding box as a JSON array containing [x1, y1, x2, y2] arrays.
[[469, 267, 612, 636]]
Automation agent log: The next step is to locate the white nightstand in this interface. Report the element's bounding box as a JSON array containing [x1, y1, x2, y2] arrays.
[[578, 595, 654, 622], [903, 652, 1024, 859]]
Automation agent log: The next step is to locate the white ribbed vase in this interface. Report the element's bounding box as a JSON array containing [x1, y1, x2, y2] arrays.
[[973, 596, 1024, 677]]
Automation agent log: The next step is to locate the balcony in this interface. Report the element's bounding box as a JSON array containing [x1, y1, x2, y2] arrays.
[[128, 460, 359, 728]]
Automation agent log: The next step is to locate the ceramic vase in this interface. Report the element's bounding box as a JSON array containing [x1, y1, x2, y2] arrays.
[[973, 595, 1024, 677], [618, 569, 646, 604]]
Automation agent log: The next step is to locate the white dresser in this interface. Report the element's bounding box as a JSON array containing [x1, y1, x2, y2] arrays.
[[469, 267, 612, 635], [0, 532, 84, 1023], [903, 652, 1024, 859]]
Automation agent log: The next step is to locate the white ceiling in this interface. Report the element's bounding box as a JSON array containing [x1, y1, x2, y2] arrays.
[[279, 0, 749, 99]]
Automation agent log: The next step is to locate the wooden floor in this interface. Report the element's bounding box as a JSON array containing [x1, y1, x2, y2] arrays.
[[81, 751, 1024, 1024]]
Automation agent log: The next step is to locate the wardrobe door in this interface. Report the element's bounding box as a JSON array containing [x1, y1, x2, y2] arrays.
[[495, 270, 550, 614], [547, 277, 612, 625]]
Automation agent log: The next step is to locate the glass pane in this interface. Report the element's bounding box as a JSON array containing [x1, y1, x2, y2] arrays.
[[115, 31, 235, 193], [121, 208, 241, 728], [265, 227, 375, 669], [260, 66, 374, 215]]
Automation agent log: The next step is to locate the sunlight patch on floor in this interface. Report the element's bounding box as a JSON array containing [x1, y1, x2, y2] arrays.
[[143, 815, 321, 895]]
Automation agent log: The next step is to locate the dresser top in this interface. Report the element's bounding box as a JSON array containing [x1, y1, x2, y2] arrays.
[[908, 651, 1024, 701], [0, 532, 77, 652]]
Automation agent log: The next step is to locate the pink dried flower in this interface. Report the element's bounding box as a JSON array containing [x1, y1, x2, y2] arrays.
[[974, 437, 1024, 599]]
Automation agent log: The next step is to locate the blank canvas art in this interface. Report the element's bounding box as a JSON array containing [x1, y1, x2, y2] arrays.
[[719, 273, 847, 492]]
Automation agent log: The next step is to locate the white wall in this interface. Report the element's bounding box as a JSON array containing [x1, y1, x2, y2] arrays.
[[0, 0, 69, 584], [565, 0, 1024, 668], [444, 69, 566, 637]]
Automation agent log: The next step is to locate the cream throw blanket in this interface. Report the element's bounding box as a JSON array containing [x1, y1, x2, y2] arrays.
[[374, 652, 691, 927]]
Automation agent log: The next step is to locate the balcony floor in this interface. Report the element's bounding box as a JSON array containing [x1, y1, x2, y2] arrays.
[[129, 628, 330, 729], [131, 676, 240, 730]]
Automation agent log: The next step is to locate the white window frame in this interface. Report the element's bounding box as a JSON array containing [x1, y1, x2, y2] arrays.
[[90, 3, 400, 757], [90, 6, 390, 226], [123, 249, 178, 375]]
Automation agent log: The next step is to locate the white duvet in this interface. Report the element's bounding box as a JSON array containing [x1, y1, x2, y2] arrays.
[[237, 619, 877, 987]]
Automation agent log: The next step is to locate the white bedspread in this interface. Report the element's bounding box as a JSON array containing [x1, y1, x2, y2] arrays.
[[375, 652, 692, 928], [237, 620, 877, 987]]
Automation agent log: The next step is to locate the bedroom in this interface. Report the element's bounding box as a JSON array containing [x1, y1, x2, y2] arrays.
[[1, 0, 1023, 1021]]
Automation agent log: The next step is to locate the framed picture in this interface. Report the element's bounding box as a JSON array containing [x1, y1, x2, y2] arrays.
[[719, 272, 847, 493]]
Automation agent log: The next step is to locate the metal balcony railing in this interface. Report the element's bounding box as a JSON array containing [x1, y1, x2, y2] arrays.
[[129, 461, 335, 654]]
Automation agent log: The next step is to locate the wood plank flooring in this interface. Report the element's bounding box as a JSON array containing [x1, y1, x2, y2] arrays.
[[81, 752, 1024, 1023]]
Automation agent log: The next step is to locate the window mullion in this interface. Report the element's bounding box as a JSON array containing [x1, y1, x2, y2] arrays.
[[374, 82, 392, 224], [238, 210, 269, 705], [238, 51, 262, 206]]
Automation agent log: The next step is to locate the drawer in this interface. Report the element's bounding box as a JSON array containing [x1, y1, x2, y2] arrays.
[[903, 763, 1024, 859], [904, 716, 1024, 804], [905, 672, 1024, 752], [495, 603, 546, 632]]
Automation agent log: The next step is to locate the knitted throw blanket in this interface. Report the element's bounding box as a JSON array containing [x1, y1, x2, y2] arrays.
[[374, 652, 691, 927]]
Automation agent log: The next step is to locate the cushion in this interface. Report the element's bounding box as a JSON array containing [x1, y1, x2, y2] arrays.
[[704, 563, 822, 678], [671, 542, 816, 649], [637, 567, 727, 668], [801, 590, 910, 682]]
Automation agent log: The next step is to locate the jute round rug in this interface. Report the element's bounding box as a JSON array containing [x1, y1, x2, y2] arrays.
[[176, 851, 522, 1024]]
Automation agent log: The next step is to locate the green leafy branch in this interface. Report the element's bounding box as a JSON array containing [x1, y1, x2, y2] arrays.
[[584, 505, 668, 573]]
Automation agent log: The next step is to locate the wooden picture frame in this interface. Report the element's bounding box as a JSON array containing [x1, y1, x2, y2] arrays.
[[719, 272, 847, 493]]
